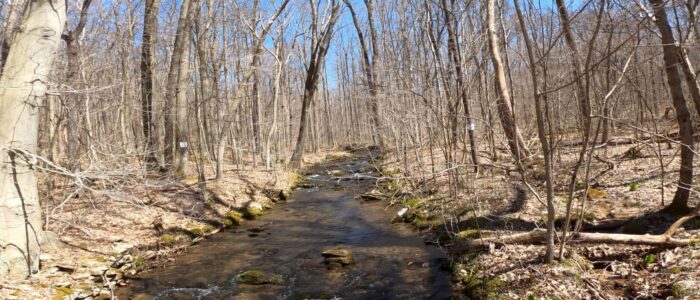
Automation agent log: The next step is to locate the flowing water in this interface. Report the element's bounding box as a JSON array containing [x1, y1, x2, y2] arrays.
[[118, 158, 452, 299]]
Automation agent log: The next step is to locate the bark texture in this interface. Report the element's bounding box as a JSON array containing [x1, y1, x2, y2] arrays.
[[0, 0, 65, 279], [649, 0, 695, 211], [140, 0, 161, 168], [163, 0, 194, 177]]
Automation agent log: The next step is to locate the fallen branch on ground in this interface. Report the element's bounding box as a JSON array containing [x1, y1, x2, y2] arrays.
[[453, 228, 697, 251]]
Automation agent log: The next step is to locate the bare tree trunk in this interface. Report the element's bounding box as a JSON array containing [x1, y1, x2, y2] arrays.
[[514, 0, 556, 263], [140, 0, 161, 169], [344, 0, 385, 149], [174, 1, 196, 178], [0, 0, 65, 279], [64, 38, 81, 172], [195, 0, 212, 161], [486, 0, 530, 162], [266, 33, 286, 169], [163, 0, 193, 175], [679, 51, 700, 119], [442, 0, 480, 171], [650, 0, 695, 212], [363, 0, 385, 150], [215, 16, 229, 180], [61, 0, 93, 172], [289, 1, 341, 169], [247, 0, 290, 163], [195, 90, 208, 201], [557, 0, 606, 258], [250, 49, 262, 162]]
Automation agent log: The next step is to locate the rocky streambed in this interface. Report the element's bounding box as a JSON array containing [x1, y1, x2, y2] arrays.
[[117, 156, 452, 299]]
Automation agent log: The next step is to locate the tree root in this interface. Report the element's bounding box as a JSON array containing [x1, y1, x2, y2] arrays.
[[663, 203, 700, 236]]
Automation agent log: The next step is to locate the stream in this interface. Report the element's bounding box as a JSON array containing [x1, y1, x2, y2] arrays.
[[118, 157, 452, 299]]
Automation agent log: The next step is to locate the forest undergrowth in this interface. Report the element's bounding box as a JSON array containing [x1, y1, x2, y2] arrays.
[[377, 129, 700, 299]]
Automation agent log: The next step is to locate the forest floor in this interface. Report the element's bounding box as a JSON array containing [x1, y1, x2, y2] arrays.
[[1, 133, 699, 299], [376, 129, 700, 299], [0, 152, 341, 300]]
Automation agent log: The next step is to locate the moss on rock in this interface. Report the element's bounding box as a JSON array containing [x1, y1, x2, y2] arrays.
[[244, 202, 264, 219], [322, 248, 354, 267], [237, 270, 284, 285], [455, 229, 492, 240], [159, 233, 192, 247], [562, 253, 592, 271], [132, 255, 147, 271], [226, 211, 243, 226], [189, 225, 216, 236], [290, 172, 308, 189]]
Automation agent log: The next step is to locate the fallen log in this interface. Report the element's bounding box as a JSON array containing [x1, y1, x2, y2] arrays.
[[453, 228, 696, 251], [573, 232, 694, 246], [576, 218, 632, 231]]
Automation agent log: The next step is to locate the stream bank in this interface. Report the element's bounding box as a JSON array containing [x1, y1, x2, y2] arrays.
[[117, 150, 453, 299]]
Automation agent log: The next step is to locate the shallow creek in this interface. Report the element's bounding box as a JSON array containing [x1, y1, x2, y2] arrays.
[[118, 159, 452, 299]]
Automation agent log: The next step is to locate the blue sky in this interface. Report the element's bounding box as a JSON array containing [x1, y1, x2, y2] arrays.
[[85, 0, 589, 91]]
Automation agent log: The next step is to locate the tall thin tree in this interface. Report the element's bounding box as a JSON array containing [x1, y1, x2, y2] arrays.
[[649, 0, 695, 212], [164, 0, 194, 177], [289, 0, 341, 169], [343, 0, 386, 149], [140, 0, 161, 169], [62, 0, 93, 172], [486, 0, 530, 161]]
